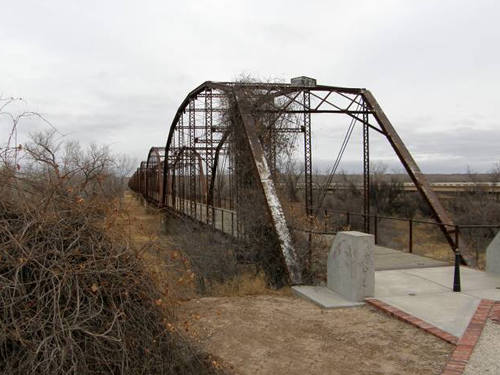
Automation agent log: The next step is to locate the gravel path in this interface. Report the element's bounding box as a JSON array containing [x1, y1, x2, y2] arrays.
[[464, 321, 500, 374]]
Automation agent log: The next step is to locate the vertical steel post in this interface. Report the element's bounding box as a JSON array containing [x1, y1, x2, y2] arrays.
[[205, 89, 214, 225], [229, 160, 234, 210], [189, 99, 196, 217], [269, 119, 277, 179], [178, 115, 184, 214], [303, 90, 313, 216], [303, 90, 313, 277], [363, 99, 370, 233], [271, 134, 277, 179]]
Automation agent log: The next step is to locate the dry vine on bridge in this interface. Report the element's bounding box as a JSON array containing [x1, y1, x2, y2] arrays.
[[130, 77, 467, 285]]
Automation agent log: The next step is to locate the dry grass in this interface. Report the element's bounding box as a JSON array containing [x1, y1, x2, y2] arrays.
[[121, 192, 199, 302], [124, 192, 283, 300], [206, 271, 292, 297]]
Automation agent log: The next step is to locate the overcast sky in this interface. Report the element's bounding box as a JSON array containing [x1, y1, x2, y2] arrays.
[[1, 0, 499, 174]]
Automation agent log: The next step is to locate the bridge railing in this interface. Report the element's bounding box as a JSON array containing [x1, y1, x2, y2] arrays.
[[292, 209, 500, 268], [164, 194, 244, 239]]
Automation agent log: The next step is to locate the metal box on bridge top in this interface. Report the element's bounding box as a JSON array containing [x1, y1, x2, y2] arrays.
[[291, 76, 317, 87]]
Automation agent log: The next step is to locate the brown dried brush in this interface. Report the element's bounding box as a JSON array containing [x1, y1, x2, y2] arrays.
[[0, 132, 222, 374]]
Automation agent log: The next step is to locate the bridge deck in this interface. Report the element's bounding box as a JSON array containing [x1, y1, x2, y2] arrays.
[[375, 245, 449, 270], [171, 198, 450, 271], [319, 234, 449, 271], [169, 197, 238, 236]]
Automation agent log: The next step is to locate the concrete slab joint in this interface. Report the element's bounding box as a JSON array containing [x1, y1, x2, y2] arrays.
[[486, 230, 500, 275], [328, 231, 375, 302]]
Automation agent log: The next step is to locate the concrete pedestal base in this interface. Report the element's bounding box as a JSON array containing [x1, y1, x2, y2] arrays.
[[292, 286, 365, 309], [328, 231, 375, 302], [486, 230, 500, 275]]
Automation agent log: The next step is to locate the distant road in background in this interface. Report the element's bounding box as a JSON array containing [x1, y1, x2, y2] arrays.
[[296, 181, 500, 195]]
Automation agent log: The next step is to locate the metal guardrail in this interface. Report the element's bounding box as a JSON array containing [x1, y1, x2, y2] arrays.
[[139, 187, 499, 292], [294, 209, 499, 252], [291, 209, 500, 292]]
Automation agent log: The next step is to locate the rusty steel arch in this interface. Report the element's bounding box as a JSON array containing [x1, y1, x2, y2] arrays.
[[145, 147, 165, 206], [129, 79, 460, 285], [128, 167, 140, 192], [138, 161, 147, 196], [162, 82, 226, 217], [169, 147, 207, 211]]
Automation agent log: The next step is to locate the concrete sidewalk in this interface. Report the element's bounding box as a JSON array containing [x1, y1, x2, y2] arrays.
[[375, 266, 500, 337], [294, 239, 499, 340], [374, 245, 449, 270], [321, 234, 450, 271]]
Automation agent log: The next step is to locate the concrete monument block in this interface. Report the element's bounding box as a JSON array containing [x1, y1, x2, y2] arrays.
[[486, 230, 500, 275], [327, 231, 375, 302]]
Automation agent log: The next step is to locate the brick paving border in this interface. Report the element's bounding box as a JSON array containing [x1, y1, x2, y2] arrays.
[[490, 300, 500, 324], [440, 299, 495, 375], [365, 298, 458, 344], [366, 298, 499, 375]]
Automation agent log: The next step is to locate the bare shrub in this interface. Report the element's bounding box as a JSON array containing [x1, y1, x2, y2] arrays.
[[0, 130, 221, 374], [446, 165, 500, 266], [449, 167, 500, 224], [490, 161, 500, 185], [318, 164, 420, 219], [281, 157, 303, 203]]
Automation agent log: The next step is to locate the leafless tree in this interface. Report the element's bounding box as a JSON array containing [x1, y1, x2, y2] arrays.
[[490, 161, 500, 185]]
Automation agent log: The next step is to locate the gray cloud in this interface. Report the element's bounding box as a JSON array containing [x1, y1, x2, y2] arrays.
[[1, 0, 499, 173]]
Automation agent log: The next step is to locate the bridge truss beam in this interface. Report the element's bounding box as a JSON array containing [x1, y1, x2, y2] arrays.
[[129, 80, 460, 284]]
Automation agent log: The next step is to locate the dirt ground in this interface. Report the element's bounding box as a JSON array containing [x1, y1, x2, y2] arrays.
[[124, 192, 453, 375], [177, 295, 452, 375]]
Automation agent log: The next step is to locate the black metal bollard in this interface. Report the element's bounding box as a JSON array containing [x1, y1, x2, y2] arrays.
[[453, 249, 461, 292], [409, 219, 413, 253]]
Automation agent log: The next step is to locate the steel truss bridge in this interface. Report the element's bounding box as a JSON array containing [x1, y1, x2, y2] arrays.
[[129, 78, 460, 285]]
